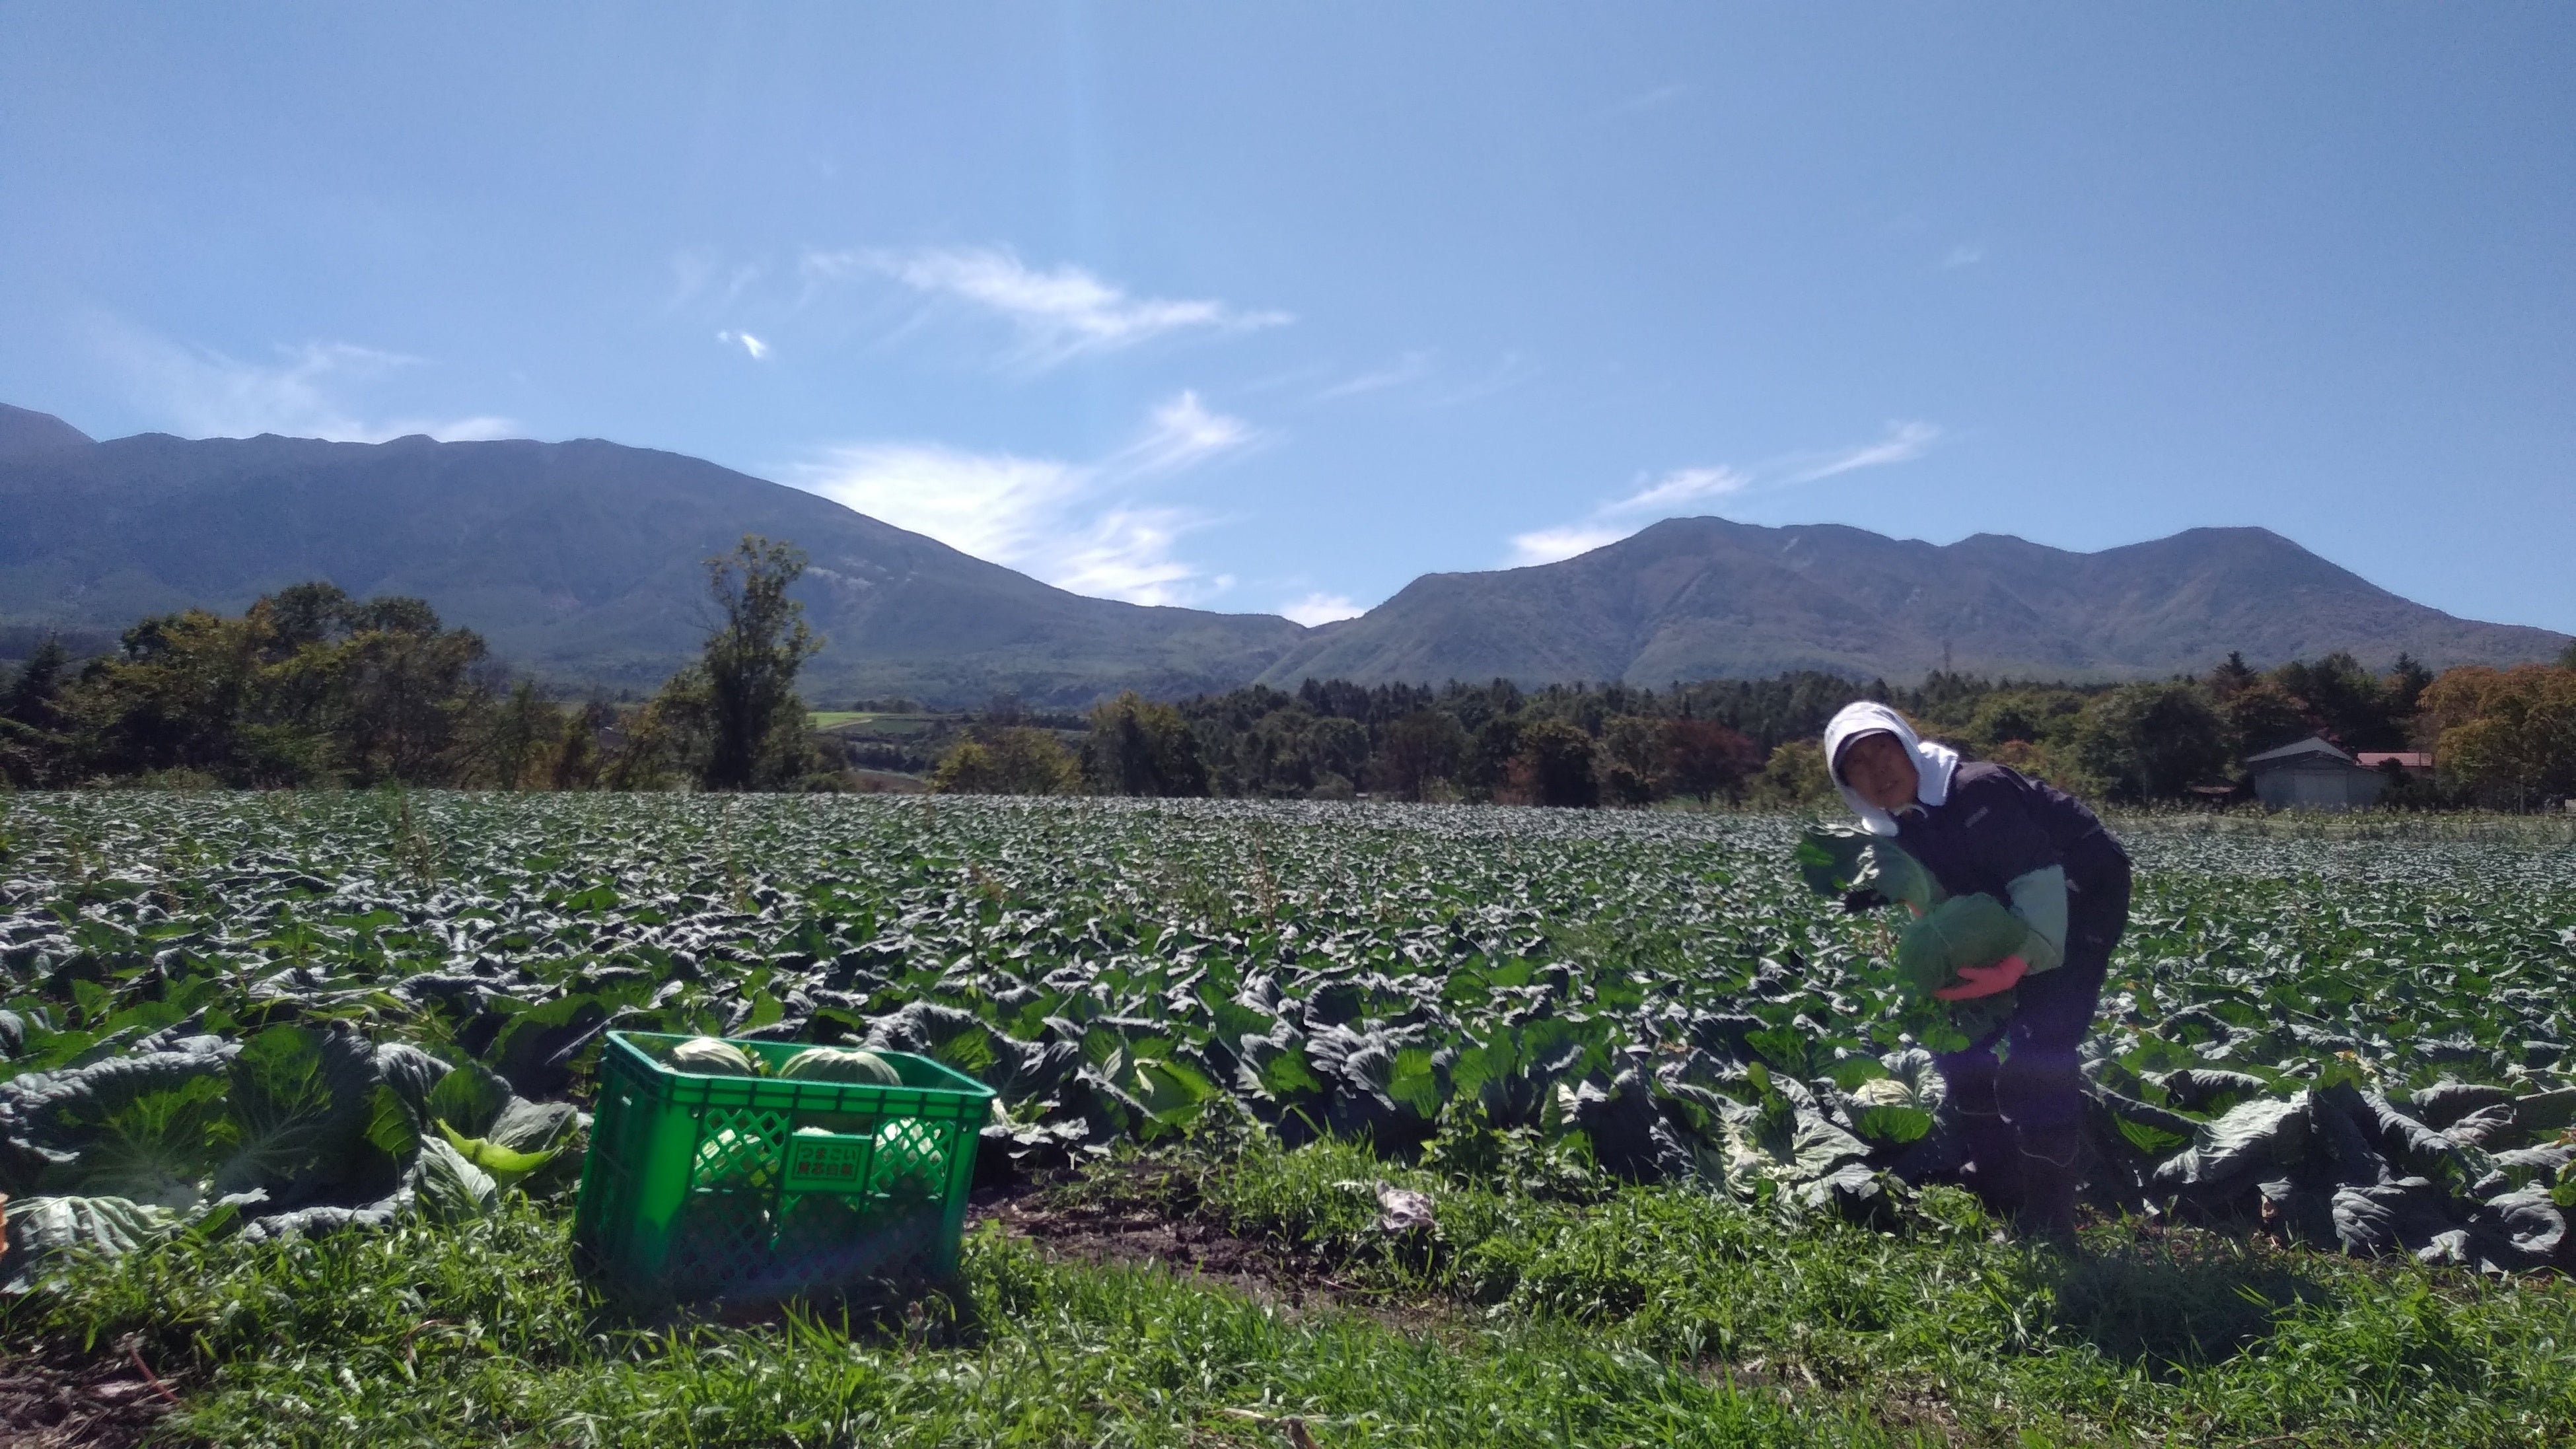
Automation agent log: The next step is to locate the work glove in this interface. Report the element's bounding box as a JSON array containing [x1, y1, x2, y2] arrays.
[[1934, 955, 2027, 1001]]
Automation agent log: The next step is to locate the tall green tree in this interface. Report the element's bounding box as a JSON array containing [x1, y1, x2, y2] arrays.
[[464, 680, 572, 789], [1368, 709, 1467, 801], [1467, 715, 1523, 796], [2214, 677, 2312, 764], [47, 585, 486, 787], [2073, 682, 2230, 800], [324, 596, 490, 781], [1307, 716, 1369, 795], [1750, 740, 1836, 806], [549, 699, 612, 790], [696, 536, 824, 791], [0, 636, 72, 786], [2273, 651, 2406, 751], [1596, 716, 1661, 806], [2418, 664, 2576, 810], [2205, 651, 2260, 700], [601, 683, 701, 791], [931, 726, 1081, 796], [1, 636, 69, 734], [1508, 719, 1598, 807], [2384, 653, 2435, 721], [1081, 692, 1209, 796], [1657, 717, 1760, 802]]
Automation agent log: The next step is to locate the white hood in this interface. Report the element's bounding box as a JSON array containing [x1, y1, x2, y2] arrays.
[[1822, 701, 1960, 837]]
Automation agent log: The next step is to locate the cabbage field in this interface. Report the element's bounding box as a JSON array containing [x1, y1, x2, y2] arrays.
[[0, 793, 2565, 1281], [2, 791, 2573, 1285]]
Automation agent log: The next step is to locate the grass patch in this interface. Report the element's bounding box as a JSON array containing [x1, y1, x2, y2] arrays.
[[2, 1199, 1872, 1447], [1050, 1130, 2576, 1446], [3, 1133, 2574, 1445]]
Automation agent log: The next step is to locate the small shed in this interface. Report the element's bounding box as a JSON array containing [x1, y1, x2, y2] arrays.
[[2354, 752, 2433, 773], [2246, 737, 2386, 811]]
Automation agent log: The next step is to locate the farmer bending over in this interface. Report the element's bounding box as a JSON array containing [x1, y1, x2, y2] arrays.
[[1822, 701, 2131, 1242]]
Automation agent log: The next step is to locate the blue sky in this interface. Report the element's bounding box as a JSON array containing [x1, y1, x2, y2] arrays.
[[3, 4, 2570, 635]]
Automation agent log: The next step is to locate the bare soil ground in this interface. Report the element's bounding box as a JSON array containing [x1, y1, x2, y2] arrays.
[[972, 1181, 1439, 1324], [982, 1193, 1287, 1292], [0, 1343, 178, 1449]]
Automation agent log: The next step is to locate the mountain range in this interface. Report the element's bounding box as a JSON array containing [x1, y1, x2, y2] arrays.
[[1, 404, 2564, 705], [1258, 517, 2569, 688], [0, 405, 1299, 705]]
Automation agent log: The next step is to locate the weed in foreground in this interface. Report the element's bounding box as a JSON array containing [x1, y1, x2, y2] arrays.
[[3, 1143, 2575, 1446], [1084, 1131, 2576, 1446]]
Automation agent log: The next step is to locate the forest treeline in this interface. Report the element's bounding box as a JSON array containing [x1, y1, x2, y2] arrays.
[[932, 644, 2573, 810], [0, 538, 836, 795], [5, 534, 2573, 810]]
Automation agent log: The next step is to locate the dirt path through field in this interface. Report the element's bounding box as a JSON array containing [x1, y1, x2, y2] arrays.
[[974, 1185, 1447, 1329]]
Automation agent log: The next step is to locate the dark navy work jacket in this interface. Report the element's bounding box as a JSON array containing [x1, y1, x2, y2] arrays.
[[1891, 761, 2129, 907]]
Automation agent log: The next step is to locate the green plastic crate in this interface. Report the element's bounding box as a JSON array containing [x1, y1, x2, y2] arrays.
[[573, 1031, 995, 1303]]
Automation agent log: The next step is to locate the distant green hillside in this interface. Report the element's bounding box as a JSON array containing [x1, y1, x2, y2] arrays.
[[0, 410, 1306, 707], [6, 405, 2563, 703]]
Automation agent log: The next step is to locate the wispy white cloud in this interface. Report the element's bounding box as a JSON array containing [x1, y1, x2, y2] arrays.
[[1279, 592, 1365, 627], [1111, 390, 1261, 475], [1782, 421, 1941, 483], [717, 330, 771, 361], [1051, 508, 1218, 604], [1606, 465, 1754, 515], [1507, 525, 1630, 567], [1314, 351, 1433, 402], [1505, 423, 1941, 567], [793, 443, 1087, 572], [803, 244, 1291, 369], [788, 391, 1260, 607], [92, 321, 514, 442], [1940, 243, 1986, 269]]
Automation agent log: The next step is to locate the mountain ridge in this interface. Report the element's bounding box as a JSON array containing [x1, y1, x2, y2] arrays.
[[1252, 516, 2567, 688], [0, 403, 96, 456], [0, 415, 1306, 706], [0, 406, 2563, 702]]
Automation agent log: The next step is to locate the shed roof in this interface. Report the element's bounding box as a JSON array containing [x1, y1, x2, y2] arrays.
[[2244, 736, 2357, 768]]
